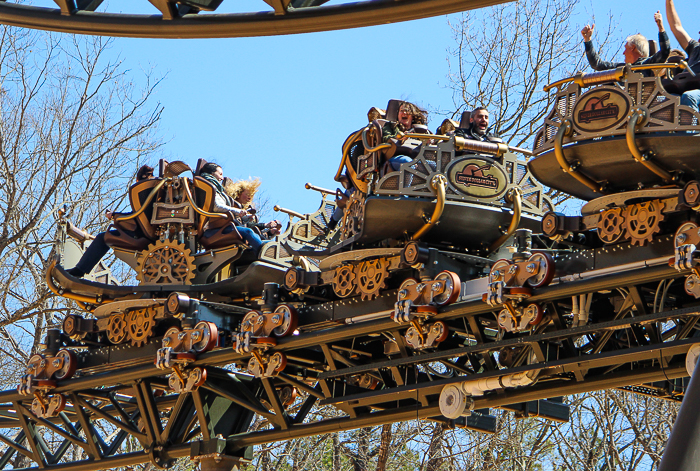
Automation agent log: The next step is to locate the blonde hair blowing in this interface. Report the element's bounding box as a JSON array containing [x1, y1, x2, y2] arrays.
[[626, 34, 649, 58], [224, 177, 262, 205]]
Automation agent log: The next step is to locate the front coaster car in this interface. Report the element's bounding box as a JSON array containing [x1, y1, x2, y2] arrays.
[[393, 270, 461, 350]]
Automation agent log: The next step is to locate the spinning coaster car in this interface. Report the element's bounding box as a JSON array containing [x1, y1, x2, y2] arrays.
[[532, 64, 700, 252], [282, 99, 555, 312], [46, 159, 340, 350]]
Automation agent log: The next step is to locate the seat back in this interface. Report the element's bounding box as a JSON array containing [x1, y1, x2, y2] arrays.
[[194, 158, 209, 177], [459, 111, 472, 129], [385, 99, 402, 122], [128, 179, 161, 240]]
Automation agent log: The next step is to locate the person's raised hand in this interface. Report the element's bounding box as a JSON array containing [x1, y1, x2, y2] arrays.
[[654, 10, 664, 31], [581, 24, 594, 42]]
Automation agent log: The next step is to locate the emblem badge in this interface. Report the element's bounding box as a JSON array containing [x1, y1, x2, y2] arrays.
[[573, 86, 630, 133], [447, 157, 508, 198]]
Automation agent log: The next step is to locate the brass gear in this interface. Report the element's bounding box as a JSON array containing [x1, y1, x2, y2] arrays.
[[136, 240, 196, 284], [341, 193, 365, 241], [332, 265, 356, 298], [355, 258, 389, 301], [107, 313, 128, 344], [597, 207, 625, 244], [126, 308, 156, 347], [622, 200, 664, 246]]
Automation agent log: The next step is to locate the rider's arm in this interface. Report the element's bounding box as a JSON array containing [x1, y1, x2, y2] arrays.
[[646, 30, 671, 64], [213, 193, 246, 217], [584, 40, 617, 72], [666, 0, 690, 50]]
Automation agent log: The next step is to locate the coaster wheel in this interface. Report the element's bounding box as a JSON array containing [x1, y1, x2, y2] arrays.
[[53, 349, 78, 381], [489, 259, 511, 284], [525, 252, 555, 288], [272, 304, 298, 338], [431, 321, 450, 343], [434, 271, 461, 306], [192, 322, 218, 353]]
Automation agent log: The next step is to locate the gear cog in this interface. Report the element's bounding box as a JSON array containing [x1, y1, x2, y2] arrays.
[[623, 200, 664, 246], [341, 193, 365, 241], [126, 308, 156, 347], [597, 207, 625, 244], [355, 258, 389, 301], [332, 265, 356, 298], [136, 240, 196, 284]]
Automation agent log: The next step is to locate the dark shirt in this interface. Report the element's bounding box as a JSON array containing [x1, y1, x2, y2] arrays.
[[686, 39, 700, 75], [584, 31, 671, 77], [453, 126, 500, 142]]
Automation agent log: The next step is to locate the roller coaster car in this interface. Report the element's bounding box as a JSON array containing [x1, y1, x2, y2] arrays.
[[531, 64, 700, 251], [48, 159, 289, 304], [282, 100, 555, 307]]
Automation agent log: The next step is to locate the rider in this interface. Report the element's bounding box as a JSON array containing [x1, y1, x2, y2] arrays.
[[199, 163, 264, 254], [224, 177, 282, 239], [665, 0, 700, 111], [67, 165, 155, 278], [581, 11, 670, 77], [453, 107, 501, 143], [381, 101, 428, 170]]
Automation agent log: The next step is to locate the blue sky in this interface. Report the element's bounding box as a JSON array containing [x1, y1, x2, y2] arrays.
[[100, 0, 698, 219]]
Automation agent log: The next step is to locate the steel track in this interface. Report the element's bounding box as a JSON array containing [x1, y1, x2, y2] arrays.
[[0, 0, 510, 38]]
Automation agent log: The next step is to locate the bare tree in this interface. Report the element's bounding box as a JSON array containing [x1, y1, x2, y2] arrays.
[[0, 26, 163, 382], [446, 0, 616, 149]]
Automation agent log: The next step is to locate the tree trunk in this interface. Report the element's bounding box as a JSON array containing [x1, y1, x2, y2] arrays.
[[375, 424, 392, 471]]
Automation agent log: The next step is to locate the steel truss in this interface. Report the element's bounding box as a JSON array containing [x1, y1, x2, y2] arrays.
[[0, 255, 697, 470], [0, 0, 509, 39]]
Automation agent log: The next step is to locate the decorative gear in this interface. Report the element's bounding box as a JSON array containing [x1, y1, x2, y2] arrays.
[[341, 193, 365, 241], [332, 265, 356, 298], [622, 200, 664, 246], [355, 258, 389, 301], [136, 240, 196, 285], [597, 207, 625, 244], [126, 308, 156, 347], [107, 313, 128, 344]]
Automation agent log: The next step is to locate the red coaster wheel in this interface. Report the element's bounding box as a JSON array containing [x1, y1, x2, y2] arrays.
[[26, 354, 44, 377], [434, 271, 461, 306], [525, 303, 544, 326], [270, 352, 287, 373], [525, 252, 555, 288], [52, 350, 78, 381], [675, 221, 700, 247], [192, 321, 218, 353], [272, 304, 298, 338], [253, 337, 277, 348], [432, 321, 450, 343], [192, 367, 207, 388]]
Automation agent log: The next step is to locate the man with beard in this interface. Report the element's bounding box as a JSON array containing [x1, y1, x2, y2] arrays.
[[454, 107, 500, 142]]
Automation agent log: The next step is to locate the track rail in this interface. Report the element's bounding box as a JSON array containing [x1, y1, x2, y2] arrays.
[[0, 254, 697, 470], [0, 0, 510, 38]]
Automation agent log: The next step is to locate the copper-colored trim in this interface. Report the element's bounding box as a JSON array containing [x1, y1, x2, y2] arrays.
[[626, 110, 673, 182], [411, 175, 447, 241], [554, 121, 603, 194], [181, 178, 230, 220], [488, 188, 523, 252], [304, 183, 335, 195], [45, 260, 113, 306], [361, 127, 392, 153], [274, 205, 305, 220]]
